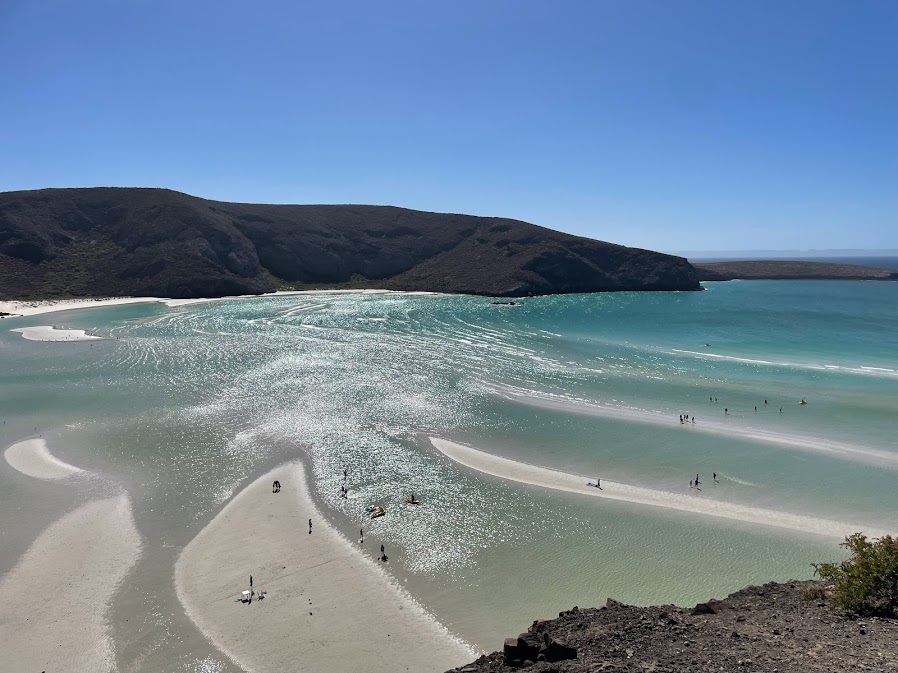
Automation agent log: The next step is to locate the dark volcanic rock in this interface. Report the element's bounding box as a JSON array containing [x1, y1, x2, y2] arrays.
[[0, 187, 699, 299], [448, 581, 898, 673]]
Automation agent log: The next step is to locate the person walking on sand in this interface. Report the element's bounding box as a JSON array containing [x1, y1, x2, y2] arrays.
[[695, 473, 700, 486], [308, 519, 312, 534], [713, 472, 718, 482], [359, 528, 364, 543], [690, 479, 694, 489]]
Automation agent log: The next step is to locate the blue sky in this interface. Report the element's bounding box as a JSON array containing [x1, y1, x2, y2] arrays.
[[1, 0, 895, 252]]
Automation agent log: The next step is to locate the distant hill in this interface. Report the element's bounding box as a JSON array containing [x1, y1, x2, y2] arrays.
[[0, 188, 699, 299], [695, 260, 898, 281]]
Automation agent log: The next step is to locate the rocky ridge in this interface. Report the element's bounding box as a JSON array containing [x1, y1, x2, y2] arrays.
[[695, 260, 898, 281], [0, 188, 700, 299], [449, 581, 898, 673]]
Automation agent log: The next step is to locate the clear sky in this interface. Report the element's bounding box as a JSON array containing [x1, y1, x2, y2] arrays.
[[1, 0, 895, 252]]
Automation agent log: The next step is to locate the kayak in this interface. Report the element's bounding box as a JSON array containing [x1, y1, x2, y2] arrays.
[[403, 498, 421, 505]]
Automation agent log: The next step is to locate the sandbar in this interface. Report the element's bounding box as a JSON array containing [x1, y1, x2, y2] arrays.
[[431, 437, 891, 540], [10, 325, 105, 341], [175, 461, 474, 673], [4, 438, 85, 479], [487, 382, 898, 468], [0, 494, 142, 672]]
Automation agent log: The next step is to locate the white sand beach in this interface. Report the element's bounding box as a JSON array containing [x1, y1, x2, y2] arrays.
[[0, 494, 142, 673], [10, 325, 105, 341], [175, 461, 475, 673], [0, 296, 166, 317], [486, 382, 898, 468], [4, 438, 85, 479], [0, 289, 439, 319], [431, 437, 891, 540]]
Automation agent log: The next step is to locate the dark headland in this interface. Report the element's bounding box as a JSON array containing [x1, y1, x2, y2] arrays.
[[449, 580, 898, 673], [0, 187, 699, 299], [695, 260, 898, 281]]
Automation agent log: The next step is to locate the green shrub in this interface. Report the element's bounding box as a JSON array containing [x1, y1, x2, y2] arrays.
[[814, 533, 898, 617]]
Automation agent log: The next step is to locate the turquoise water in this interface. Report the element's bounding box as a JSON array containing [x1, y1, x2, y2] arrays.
[[1, 281, 896, 669]]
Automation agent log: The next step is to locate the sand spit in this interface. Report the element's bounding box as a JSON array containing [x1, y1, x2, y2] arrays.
[[487, 382, 898, 468], [0, 289, 443, 319], [431, 438, 890, 540], [175, 461, 474, 673], [4, 438, 85, 480], [0, 494, 142, 673], [10, 325, 105, 341]]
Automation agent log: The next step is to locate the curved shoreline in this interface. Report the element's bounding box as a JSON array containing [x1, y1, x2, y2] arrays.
[[431, 437, 890, 540], [4, 438, 85, 479], [0, 289, 440, 319], [175, 461, 475, 673], [0, 494, 142, 672]]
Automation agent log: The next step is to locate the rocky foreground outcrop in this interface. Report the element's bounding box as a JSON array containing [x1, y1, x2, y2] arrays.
[[0, 187, 699, 299], [449, 581, 898, 673]]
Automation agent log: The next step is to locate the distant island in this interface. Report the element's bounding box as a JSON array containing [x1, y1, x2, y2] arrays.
[[0, 187, 699, 299], [695, 260, 898, 282]]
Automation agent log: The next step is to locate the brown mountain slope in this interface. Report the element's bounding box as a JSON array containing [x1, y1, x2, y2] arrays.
[[0, 187, 699, 299]]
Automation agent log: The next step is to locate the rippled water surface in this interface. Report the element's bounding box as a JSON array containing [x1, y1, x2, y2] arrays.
[[1, 281, 897, 667]]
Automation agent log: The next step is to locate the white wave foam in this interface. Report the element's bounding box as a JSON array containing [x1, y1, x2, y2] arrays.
[[431, 438, 890, 539], [670, 349, 898, 379]]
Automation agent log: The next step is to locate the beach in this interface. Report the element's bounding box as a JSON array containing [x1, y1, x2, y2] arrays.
[[0, 289, 435, 319], [1, 282, 896, 668], [430, 437, 891, 540], [175, 461, 475, 673], [10, 325, 105, 342], [0, 437, 143, 672]]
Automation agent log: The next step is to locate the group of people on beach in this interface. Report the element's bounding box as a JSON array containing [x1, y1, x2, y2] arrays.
[[689, 472, 719, 490], [689, 395, 795, 420]]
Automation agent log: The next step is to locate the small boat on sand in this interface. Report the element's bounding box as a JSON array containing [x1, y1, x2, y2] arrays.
[[369, 506, 385, 519], [403, 497, 421, 505]]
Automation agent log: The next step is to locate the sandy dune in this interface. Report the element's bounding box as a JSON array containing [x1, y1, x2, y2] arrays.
[[0, 495, 142, 673], [175, 461, 474, 673], [431, 437, 890, 540]]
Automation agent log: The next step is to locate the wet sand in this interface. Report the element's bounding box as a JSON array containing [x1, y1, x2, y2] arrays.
[[175, 461, 475, 673], [4, 438, 84, 480], [10, 325, 105, 341], [487, 382, 898, 468], [0, 495, 142, 672], [431, 437, 891, 539]]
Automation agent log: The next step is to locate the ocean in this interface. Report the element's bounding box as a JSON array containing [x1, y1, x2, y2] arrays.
[[1, 280, 896, 670]]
